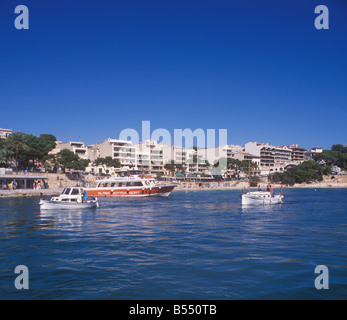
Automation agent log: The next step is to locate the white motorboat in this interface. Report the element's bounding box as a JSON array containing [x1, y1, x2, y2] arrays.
[[242, 191, 283, 205], [39, 187, 99, 210]]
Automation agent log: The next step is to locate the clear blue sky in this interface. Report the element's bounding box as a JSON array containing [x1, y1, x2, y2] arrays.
[[0, 0, 346, 150]]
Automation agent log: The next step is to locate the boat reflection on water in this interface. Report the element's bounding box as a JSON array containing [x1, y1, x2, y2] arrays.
[[241, 203, 283, 214], [39, 208, 91, 230]]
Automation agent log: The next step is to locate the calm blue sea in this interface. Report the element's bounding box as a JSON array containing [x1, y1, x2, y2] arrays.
[[0, 189, 346, 300]]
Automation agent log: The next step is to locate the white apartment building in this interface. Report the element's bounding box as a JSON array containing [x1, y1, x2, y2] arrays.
[[49, 141, 89, 159], [97, 139, 136, 167], [186, 148, 210, 175], [135, 140, 164, 174], [311, 146, 323, 153], [86, 144, 100, 163], [0, 128, 12, 139], [305, 146, 323, 160], [245, 142, 293, 174], [233, 151, 261, 168], [162, 145, 187, 165], [60, 141, 88, 159], [203, 145, 244, 167], [289, 144, 306, 163], [161, 144, 211, 176], [259, 146, 291, 168], [245, 141, 307, 175]]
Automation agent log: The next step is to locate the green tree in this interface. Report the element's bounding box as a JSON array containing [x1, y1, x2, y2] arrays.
[[164, 162, 185, 176], [94, 157, 121, 173], [57, 149, 90, 172], [313, 145, 347, 170], [73, 159, 90, 171], [4, 132, 56, 171], [156, 172, 163, 179], [0, 149, 14, 167], [6, 133, 28, 173], [269, 160, 326, 185], [331, 144, 347, 153], [0, 139, 6, 150]]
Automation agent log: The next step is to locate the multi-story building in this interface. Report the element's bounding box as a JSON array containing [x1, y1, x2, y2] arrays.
[[49, 141, 88, 159], [0, 128, 12, 139], [162, 144, 211, 176], [186, 148, 210, 175], [86, 144, 100, 163], [203, 145, 244, 167], [305, 146, 323, 160], [289, 144, 306, 163], [135, 140, 164, 174], [97, 139, 136, 167], [136, 150, 151, 173], [59, 141, 88, 159], [245, 142, 292, 174], [273, 146, 292, 166], [162, 145, 187, 166], [311, 146, 323, 154], [233, 151, 261, 168]]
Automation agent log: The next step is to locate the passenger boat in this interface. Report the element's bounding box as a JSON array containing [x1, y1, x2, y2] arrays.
[[85, 174, 176, 197], [241, 163, 284, 205], [39, 187, 99, 209]]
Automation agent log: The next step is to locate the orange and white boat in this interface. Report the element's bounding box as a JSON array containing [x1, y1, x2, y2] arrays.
[[85, 174, 176, 197]]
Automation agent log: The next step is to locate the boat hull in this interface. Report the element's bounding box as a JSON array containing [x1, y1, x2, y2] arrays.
[[39, 200, 98, 210], [242, 192, 283, 205], [85, 185, 176, 197]]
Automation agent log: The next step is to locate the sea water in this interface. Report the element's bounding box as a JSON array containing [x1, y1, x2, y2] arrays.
[[0, 189, 346, 299]]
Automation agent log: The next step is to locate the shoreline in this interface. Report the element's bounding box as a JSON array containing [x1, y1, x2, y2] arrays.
[[1, 184, 347, 198], [0, 189, 62, 198], [174, 184, 347, 192]]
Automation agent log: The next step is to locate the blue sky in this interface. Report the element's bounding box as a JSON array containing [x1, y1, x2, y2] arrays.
[[0, 0, 346, 150]]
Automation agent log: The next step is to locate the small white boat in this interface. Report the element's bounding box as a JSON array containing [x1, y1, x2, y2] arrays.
[[242, 191, 283, 205], [39, 187, 99, 210], [241, 162, 284, 206]]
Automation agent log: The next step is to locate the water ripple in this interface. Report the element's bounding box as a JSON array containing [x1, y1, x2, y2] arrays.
[[0, 189, 347, 299]]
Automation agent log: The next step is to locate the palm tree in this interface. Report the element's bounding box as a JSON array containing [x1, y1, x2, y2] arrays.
[[6, 133, 28, 173], [0, 149, 14, 167]]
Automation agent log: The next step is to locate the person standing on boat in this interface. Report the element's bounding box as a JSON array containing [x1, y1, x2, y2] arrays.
[[269, 185, 273, 195]]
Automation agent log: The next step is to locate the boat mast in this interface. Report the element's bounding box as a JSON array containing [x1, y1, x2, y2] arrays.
[[248, 161, 251, 194]]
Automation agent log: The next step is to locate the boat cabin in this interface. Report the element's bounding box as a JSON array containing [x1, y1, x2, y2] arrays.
[[55, 187, 86, 202]]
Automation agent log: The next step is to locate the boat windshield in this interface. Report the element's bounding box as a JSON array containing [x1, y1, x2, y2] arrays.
[[64, 188, 71, 195], [70, 189, 79, 195]]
